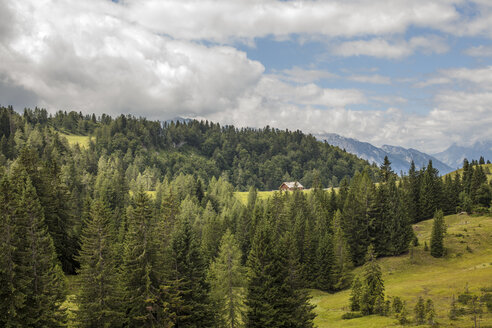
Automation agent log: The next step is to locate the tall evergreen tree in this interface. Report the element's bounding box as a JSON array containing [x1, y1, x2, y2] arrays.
[[342, 170, 374, 266], [430, 209, 446, 258], [315, 231, 335, 291], [166, 215, 212, 327], [405, 161, 420, 223], [208, 230, 246, 328], [380, 156, 394, 182], [360, 245, 384, 315], [0, 172, 24, 327], [121, 187, 163, 327], [349, 276, 362, 312], [76, 200, 123, 327], [332, 210, 353, 290], [245, 220, 315, 328], [13, 174, 67, 326], [419, 160, 443, 220]]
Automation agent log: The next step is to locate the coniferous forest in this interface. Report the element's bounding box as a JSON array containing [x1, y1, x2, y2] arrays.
[[1, 105, 491, 327]]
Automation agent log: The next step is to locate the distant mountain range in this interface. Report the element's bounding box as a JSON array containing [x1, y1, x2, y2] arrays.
[[433, 140, 492, 169], [317, 133, 454, 175]]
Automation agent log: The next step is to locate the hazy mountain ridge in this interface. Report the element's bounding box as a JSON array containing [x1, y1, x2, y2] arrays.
[[433, 140, 492, 169], [318, 133, 454, 175]]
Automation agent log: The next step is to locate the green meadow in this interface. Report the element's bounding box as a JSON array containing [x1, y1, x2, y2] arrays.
[[312, 213, 492, 327], [59, 133, 91, 148]]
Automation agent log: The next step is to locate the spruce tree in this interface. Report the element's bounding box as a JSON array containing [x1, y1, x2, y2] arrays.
[[245, 219, 277, 327], [245, 221, 315, 328], [166, 215, 212, 327], [380, 156, 394, 182], [414, 296, 426, 325], [121, 187, 163, 327], [349, 276, 362, 312], [430, 210, 446, 258], [425, 298, 436, 325], [332, 210, 353, 290], [14, 174, 67, 326], [315, 231, 335, 291], [208, 230, 246, 328], [419, 161, 442, 220], [0, 173, 24, 327], [342, 170, 375, 266], [76, 200, 123, 327], [360, 245, 384, 315]]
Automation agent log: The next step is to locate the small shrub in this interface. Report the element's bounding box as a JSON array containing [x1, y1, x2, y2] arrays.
[[457, 293, 473, 305], [392, 296, 404, 314], [341, 312, 363, 320], [466, 245, 473, 253]]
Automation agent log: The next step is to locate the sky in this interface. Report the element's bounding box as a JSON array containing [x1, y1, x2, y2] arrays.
[[0, 0, 492, 154]]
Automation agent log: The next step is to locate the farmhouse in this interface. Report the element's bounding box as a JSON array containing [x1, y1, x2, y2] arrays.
[[279, 181, 304, 191]]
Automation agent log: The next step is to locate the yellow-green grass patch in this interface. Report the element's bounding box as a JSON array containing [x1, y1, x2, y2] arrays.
[[312, 214, 492, 327], [59, 133, 92, 148]]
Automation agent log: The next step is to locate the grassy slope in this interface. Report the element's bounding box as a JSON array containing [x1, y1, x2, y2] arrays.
[[444, 163, 492, 183], [312, 214, 492, 327]]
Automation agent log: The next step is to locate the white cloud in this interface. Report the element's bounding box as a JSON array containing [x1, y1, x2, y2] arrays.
[[124, 0, 461, 42], [276, 67, 337, 84], [332, 36, 449, 59], [416, 66, 492, 88], [464, 45, 492, 56], [256, 75, 366, 108], [0, 0, 264, 118], [347, 74, 391, 84]]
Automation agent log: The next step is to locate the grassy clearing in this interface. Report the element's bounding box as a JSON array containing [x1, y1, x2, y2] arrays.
[[312, 214, 492, 327], [59, 133, 91, 148], [234, 188, 338, 204]]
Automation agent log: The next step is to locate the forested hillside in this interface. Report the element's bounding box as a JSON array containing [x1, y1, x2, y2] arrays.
[[0, 106, 375, 191], [1, 105, 491, 327]]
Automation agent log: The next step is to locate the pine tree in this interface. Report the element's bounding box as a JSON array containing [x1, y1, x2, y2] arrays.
[[425, 298, 436, 325], [245, 221, 315, 328], [315, 231, 335, 291], [419, 160, 442, 220], [14, 174, 67, 326], [0, 173, 24, 327], [121, 187, 163, 327], [430, 210, 446, 258], [208, 230, 246, 328], [245, 220, 277, 327], [201, 201, 222, 264], [405, 160, 421, 223], [342, 170, 375, 266], [349, 276, 362, 312], [166, 215, 212, 327], [398, 301, 410, 325], [276, 231, 315, 328], [380, 156, 394, 182], [332, 210, 353, 290], [414, 296, 426, 325], [76, 200, 123, 327], [360, 245, 384, 315]]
